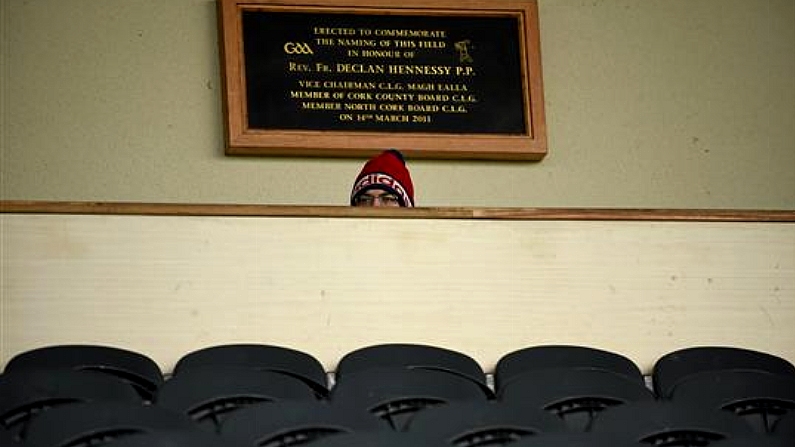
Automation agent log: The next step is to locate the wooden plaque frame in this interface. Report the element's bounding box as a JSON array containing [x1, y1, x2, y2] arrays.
[[217, 0, 546, 160]]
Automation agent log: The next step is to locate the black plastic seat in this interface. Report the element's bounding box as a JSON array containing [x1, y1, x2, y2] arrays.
[[405, 400, 567, 446], [507, 432, 640, 447], [669, 370, 795, 433], [154, 365, 318, 432], [335, 344, 489, 394], [304, 431, 445, 447], [0, 425, 18, 446], [4, 345, 164, 401], [0, 368, 142, 442], [498, 367, 655, 431], [653, 346, 795, 398], [710, 437, 793, 447], [494, 345, 644, 392], [100, 429, 245, 447], [22, 401, 198, 447], [172, 344, 328, 397], [330, 367, 490, 430], [219, 401, 386, 446], [590, 401, 756, 446], [772, 409, 795, 440]]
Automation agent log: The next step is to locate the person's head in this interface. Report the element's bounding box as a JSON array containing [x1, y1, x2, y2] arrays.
[[350, 150, 414, 207]]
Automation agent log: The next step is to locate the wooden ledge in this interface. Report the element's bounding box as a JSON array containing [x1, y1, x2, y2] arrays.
[[1, 200, 794, 222]]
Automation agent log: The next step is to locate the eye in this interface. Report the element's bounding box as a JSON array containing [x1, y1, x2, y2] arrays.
[[356, 195, 376, 205], [381, 195, 399, 205]]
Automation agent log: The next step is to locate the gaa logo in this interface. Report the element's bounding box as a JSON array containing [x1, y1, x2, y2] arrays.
[[284, 42, 314, 55]]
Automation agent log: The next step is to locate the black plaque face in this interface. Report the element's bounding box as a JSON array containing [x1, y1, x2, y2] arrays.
[[241, 10, 526, 134]]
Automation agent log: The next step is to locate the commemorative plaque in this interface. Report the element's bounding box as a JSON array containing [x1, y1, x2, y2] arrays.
[[218, 0, 546, 160]]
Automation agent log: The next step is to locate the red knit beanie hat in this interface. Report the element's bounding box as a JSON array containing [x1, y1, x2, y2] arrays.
[[350, 150, 415, 207]]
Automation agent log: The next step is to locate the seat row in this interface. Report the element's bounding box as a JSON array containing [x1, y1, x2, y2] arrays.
[[1, 343, 794, 446], [4, 399, 793, 447]]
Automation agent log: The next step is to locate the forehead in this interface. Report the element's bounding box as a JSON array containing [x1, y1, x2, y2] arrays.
[[359, 188, 395, 197]]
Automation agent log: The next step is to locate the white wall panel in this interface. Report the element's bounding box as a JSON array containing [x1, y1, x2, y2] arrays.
[[2, 214, 793, 373]]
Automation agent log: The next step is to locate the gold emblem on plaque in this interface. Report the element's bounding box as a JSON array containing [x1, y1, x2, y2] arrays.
[[284, 42, 314, 55], [454, 40, 473, 64]]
